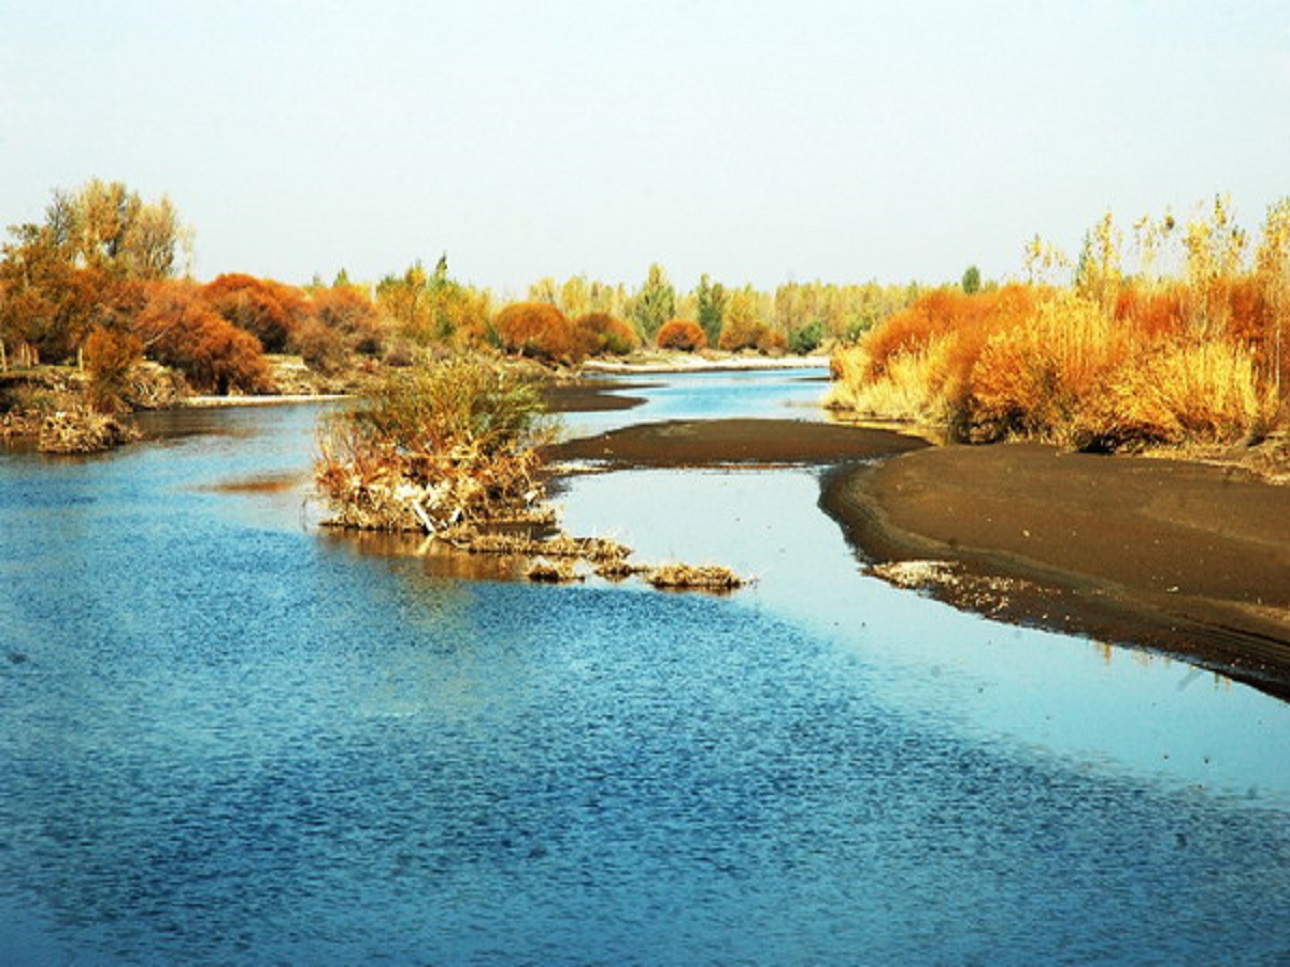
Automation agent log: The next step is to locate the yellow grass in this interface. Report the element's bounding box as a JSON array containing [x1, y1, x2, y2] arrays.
[[831, 287, 1280, 449], [827, 338, 956, 422]]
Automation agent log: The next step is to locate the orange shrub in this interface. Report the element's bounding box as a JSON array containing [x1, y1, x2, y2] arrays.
[[970, 293, 1131, 444], [138, 281, 272, 394], [717, 317, 765, 351], [756, 327, 788, 355], [84, 325, 143, 411], [1113, 284, 1187, 342], [294, 318, 349, 375], [312, 285, 384, 355], [656, 318, 707, 352], [493, 302, 576, 362], [573, 312, 639, 356], [861, 285, 1039, 381], [204, 273, 309, 354]]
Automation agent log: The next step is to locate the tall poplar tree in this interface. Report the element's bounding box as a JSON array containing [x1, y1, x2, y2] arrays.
[[630, 263, 675, 342]]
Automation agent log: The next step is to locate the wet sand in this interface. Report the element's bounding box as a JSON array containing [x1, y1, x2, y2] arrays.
[[545, 418, 928, 468], [541, 380, 651, 414], [550, 411, 1290, 698], [821, 443, 1290, 699]]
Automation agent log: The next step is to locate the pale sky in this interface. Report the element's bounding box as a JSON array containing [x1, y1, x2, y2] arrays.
[[2, 1, 1287, 295]]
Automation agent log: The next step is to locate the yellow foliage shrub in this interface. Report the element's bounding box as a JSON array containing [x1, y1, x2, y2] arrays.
[[1092, 342, 1276, 446], [827, 338, 957, 422], [970, 293, 1131, 443]]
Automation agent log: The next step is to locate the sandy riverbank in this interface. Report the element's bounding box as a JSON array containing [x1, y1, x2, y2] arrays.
[[548, 412, 1290, 699], [820, 442, 1290, 699], [545, 417, 927, 467]]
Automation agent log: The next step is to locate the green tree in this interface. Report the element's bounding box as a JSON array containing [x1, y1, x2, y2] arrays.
[[961, 265, 981, 295], [630, 263, 675, 343], [695, 273, 727, 346]]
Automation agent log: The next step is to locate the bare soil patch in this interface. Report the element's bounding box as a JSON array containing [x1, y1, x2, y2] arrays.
[[821, 442, 1290, 699], [545, 418, 929, 468]]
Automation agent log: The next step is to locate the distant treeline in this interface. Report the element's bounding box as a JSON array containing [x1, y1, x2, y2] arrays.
[[0, 179, 924, 400]]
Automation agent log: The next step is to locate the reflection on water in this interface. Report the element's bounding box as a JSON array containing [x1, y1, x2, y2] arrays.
[[2, 375, 1289, 965]]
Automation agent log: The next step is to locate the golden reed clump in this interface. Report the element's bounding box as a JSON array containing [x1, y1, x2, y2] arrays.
[[830, 276, 1279, 448]]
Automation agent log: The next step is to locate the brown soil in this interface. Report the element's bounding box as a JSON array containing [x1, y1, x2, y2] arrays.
[[541, 379, 651, 414], [545, 418, 929, 468], [820, 442, 1290, 699]]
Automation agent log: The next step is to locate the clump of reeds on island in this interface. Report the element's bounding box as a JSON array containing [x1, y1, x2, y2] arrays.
[[829, 197, 1290, 452], [314, 354, 749, 592], [315, 355, 554, 533]]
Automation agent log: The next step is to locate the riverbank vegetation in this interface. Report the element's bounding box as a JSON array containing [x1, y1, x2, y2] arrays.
[[315, 356, 553, 533], [829, 197, 1289, 452], [314, 356, 750, 591], [1, 179, 920, 450]]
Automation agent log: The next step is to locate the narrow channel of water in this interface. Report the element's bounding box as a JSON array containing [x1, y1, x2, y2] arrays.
[[1, 372, 1287, 965]]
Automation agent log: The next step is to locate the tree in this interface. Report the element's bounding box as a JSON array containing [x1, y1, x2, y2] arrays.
[[377, 256, 488, 347], [1256, 197, 1290, 396], [718, 286, 770, 351], [630, 263, 675, 343], [695, 274, 727, 347], [961, 265, 981, 295], [1074, 212, 1122, 310], [48, 179, 183, 280], [0, 179, 181, 365]]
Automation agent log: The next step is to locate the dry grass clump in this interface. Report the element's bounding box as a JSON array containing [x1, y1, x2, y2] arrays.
[[593, 557, 651, 581], [448, 528, 632, 562], [831, 283, 1280, 450], [828, 337, 957, 422], [315, 356, 554, 532], [526, 558, 582, 584], [869, 560, 958, 590], [440, 521, 743, 593], [970, 292, 1130, 444], [1091, 341, 1276, 447], [645, 563, 747, 591]]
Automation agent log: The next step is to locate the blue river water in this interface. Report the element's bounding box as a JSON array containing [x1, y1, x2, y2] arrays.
[[1, 370, 1288, 965]]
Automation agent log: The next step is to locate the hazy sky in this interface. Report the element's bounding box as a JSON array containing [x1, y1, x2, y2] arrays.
[[2, 1, 1287, 294]]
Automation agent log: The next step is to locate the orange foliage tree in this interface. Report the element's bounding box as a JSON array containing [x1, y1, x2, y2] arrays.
[[493, 302, 576, 363], [656, 318, 707, 352]]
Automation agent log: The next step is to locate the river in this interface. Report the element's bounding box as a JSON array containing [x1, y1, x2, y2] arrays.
[[1, 370, 1288, 965]]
